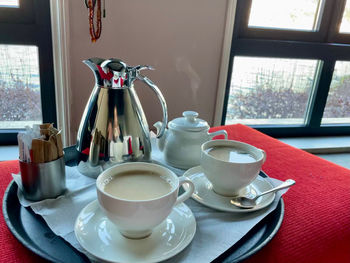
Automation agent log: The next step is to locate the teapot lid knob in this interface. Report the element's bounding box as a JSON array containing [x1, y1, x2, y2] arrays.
[[168, 111, 208, 132], [183, 111, 198, 122]]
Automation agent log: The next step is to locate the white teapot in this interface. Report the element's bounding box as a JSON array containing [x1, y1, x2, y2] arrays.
[[154, 111, 227, 169]]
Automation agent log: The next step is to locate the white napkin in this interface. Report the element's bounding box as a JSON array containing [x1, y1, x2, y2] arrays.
[[13, 137, 287, 263]]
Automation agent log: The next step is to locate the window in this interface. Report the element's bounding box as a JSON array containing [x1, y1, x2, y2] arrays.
[[0, 0, 56, 144], [226, 56, 319, 126], [222, 0, 350, 136], [248, 0, 323, 31], [0, 0, 19, 8], [321, 61, 350, 124]]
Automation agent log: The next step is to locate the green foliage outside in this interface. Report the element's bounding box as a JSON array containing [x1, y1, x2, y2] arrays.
[[226, 72, 350, 122], [0, 81, 41, 121]]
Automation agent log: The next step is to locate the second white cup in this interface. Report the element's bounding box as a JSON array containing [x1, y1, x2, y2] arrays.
[[200, 140, 266, 196]]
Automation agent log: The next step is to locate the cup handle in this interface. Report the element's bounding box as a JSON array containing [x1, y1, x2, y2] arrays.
[[259, 149, 267, 163], [175, 176, 195, 206]]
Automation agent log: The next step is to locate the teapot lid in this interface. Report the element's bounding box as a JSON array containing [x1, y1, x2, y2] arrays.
[[168, 111, 209, 132]]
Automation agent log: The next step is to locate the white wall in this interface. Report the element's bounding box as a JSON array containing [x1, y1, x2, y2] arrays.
[[67, 0, 229, 143]]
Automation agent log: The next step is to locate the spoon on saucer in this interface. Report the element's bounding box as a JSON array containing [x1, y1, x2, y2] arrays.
[[230, 179, 296, 209]]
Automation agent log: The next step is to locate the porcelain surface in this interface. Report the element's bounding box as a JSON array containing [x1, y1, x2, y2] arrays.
[[183, 166, 275, 213], [200, 140, 266, 196], [154, 111, 227, 169], [96, 162, 194, 239], [74, 200, 196, 263]]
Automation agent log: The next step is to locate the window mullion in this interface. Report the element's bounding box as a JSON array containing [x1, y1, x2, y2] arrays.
[[326, 0, 347, 42], [306, 59, 335, 128], [317, 0, 336, 41], [234, 0, 252, 39]]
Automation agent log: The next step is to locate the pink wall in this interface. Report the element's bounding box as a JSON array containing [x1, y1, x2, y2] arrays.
[[68, 0, 228, 141]]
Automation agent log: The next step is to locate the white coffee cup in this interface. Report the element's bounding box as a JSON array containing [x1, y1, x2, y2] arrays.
[[96, 162, 195, 239], [200, 140, 266, 196]]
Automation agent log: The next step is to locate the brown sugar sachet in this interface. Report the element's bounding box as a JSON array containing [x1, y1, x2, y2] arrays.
[[40, 123, 52, 130], [40, 123, 56, 140], [56, 131, 63, 158], [31, 124, 64, 163], [48, 135, 58, 161], [32, 139, 45, 163]]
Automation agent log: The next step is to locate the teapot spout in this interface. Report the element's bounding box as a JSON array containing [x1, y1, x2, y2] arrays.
[[153, 121, 167, 151], [83, 58, 106, 86]]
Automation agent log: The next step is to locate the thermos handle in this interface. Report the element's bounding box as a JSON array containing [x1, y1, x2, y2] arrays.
[[137, 74, 168, 138]]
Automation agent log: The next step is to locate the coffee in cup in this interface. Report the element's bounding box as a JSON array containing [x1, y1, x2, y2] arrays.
[[205, 146, 257, 163], [103, 170, 173, 200], [96, 162, 195, 239], [200, 140, 266, 196]]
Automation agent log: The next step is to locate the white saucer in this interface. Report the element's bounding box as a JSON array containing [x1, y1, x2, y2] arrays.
[[74, 200, 196, 263], [183, 166, 275, 213]]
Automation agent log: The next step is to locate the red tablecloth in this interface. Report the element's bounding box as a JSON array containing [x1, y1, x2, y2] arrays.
[[1, 124, 350, 263]]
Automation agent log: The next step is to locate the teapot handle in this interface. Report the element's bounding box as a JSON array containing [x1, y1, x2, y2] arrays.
[[137, 74, 168, 138], [208, 129, 228, 139]]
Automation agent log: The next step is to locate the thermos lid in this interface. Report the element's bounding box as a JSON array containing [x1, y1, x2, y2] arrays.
[[168, 111, 209, 132], [85, 58, 154, 89]]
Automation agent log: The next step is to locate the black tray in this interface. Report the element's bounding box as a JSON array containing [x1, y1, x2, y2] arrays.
[[2, 146, 284, 263]]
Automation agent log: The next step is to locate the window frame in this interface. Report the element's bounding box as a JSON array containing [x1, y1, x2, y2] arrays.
[[0, 0, 35, 23], [0, 0, 57, 144], [222, 0, 350, 137]]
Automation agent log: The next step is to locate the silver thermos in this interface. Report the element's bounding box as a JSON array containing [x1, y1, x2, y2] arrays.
[[76, 58, 167, 172]]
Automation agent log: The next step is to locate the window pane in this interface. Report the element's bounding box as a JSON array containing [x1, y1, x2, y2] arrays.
[[321, 61, 350, 125], [248, 0, 323, 31], [339, 0, 350, 33], [225, 57, 319, 126], [0, 0, 19, 8], [0, 45, 42, 129]]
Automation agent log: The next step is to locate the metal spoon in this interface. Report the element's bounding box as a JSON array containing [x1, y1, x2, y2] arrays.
[[230, 179, 296, 209]]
